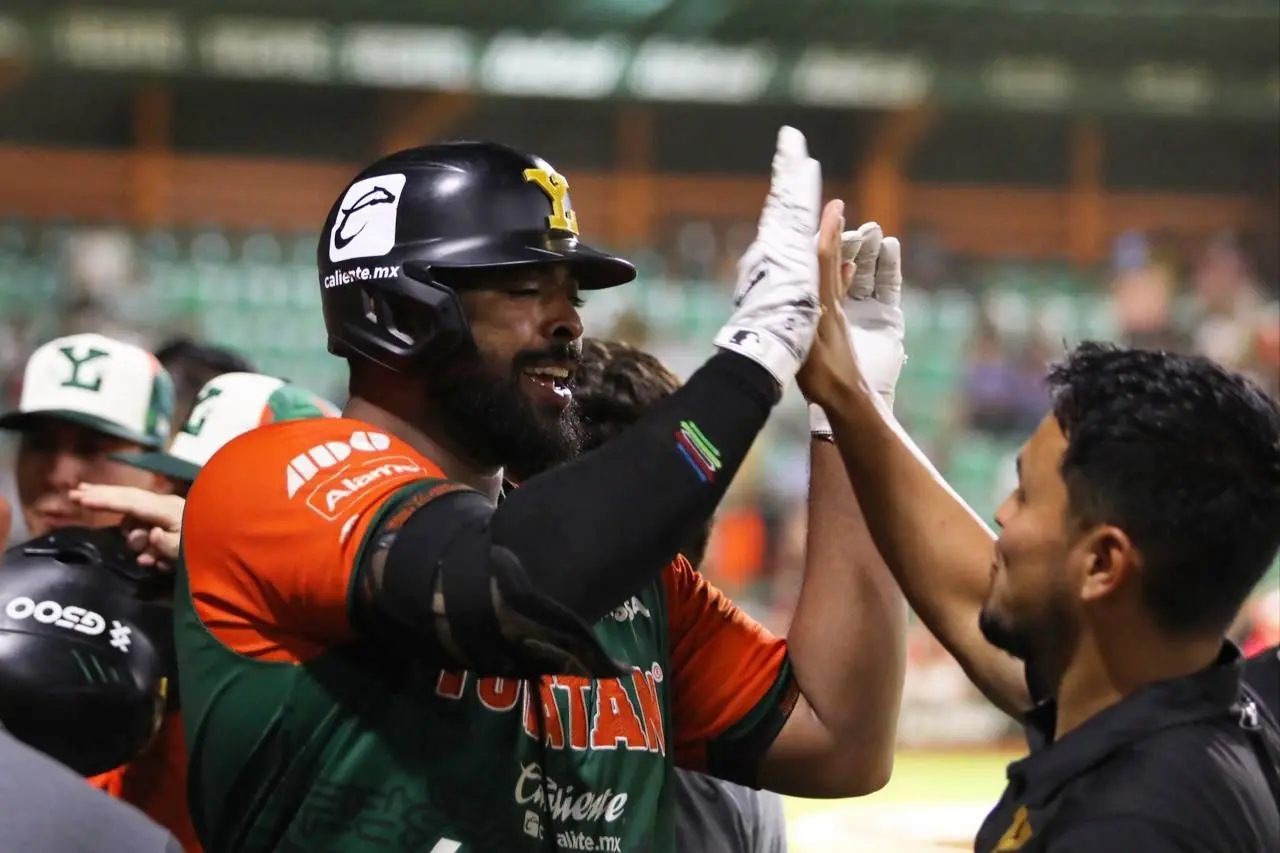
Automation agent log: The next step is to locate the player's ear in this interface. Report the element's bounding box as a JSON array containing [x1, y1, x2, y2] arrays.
[[149, 475, 175, 497], [1078, 524, 1136, 604]]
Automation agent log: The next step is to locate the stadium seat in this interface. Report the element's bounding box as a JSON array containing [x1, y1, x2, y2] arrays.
[[0, 220, 1216, 532]]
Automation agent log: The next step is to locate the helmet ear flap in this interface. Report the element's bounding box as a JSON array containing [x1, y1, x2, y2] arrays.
[[394, 262, 475, 362], [338, 263, 474, 372], [372, 290, 437, 352]]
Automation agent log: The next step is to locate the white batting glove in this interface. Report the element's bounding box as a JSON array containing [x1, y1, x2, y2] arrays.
[[714, 126, 822, 387], [810, 221, 907, 437]]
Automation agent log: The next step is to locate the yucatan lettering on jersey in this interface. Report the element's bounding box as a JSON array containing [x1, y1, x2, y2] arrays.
[[435, 667, 668, 756]]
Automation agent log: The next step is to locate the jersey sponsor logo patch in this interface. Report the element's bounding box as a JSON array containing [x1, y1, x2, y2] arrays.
[[995, 805, 1033, 851], [328, 173, 407, 263], [608, 596, 651, 623], [305, 455, 423, 521], [285, 430, 393, 498], [514, 761, 626, 852]]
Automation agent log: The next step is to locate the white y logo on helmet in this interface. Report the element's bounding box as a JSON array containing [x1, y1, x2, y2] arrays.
[[328, 173, 407, 263], [285, 430, 394, 498]]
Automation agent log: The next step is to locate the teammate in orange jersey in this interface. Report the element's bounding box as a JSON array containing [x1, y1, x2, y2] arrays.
[[54, 371, 338, 853], [174, 132, 908, 853]]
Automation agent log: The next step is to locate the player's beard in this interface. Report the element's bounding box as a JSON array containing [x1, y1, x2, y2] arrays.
[[978, 587, 1077, 671], [429, 342, 585, 479], [978, 605, 1037, 662]]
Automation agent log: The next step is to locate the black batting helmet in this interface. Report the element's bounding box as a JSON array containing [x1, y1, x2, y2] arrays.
[[318, 141, 637, 372], [0, 527, 175, 777]]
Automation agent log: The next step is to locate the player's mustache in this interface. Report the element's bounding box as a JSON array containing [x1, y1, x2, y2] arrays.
[[512, 343, 582, 373]]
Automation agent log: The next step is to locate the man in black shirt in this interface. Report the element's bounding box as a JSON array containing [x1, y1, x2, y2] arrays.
[[978, 645, 1280, 851], [809, 307, 1280, 850], [1246, 643, 1280, 715]]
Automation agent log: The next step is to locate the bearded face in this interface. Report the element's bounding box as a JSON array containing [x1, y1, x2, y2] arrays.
[[428, 337, 585, 479]]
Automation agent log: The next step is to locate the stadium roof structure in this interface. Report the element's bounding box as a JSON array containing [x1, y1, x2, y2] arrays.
[[18, 0, 1270, 68], [0, 1, 1275, 116]]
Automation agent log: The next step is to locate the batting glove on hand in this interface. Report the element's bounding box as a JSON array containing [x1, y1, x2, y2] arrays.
[[810, 221, 907, 436], [714, 126, 822, 388]]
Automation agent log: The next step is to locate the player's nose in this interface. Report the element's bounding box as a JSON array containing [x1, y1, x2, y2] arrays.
[[47, 448, 89, 490], [546, 294, 584, 343]]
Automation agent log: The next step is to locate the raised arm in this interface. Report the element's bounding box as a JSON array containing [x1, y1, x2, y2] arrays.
[[803, 233, 1030, 719], [754, 213, 909, 797]]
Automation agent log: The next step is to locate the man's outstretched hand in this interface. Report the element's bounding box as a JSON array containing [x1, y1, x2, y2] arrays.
[[802, 219, 907, 436], [714, 125, 823, 389], [69, 483, 184, 570], [797, 199, 858, 408]]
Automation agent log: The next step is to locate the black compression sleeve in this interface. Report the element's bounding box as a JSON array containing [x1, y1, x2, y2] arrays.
[[489, 350, 778, 623], [362, 486, 631, 677]]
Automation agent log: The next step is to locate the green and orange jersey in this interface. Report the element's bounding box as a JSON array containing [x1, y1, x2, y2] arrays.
[[175, 417, 795, 853]]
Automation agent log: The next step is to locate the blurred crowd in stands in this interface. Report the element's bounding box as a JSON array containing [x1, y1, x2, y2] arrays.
[[2, 217, 1276, 747]]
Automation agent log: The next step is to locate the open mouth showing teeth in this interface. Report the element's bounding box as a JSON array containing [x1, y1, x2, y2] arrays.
[[522, 364, 575, 393]]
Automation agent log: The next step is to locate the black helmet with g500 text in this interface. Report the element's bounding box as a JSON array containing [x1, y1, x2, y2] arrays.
[[0, 527, 175, 777], [318, 141, 637, 372]]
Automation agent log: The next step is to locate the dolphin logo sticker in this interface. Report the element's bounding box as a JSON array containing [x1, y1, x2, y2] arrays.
[[333, 186, 397, 250]]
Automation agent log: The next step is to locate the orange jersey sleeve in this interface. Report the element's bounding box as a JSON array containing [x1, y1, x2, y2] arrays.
[[0, 493, 10, 552], [87, 712, 201, 851], [182, 418, 453, 664], [663, 557, 796, 776]]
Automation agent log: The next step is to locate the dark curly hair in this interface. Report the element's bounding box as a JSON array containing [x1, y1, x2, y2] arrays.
[[154, 337, 256, 428], [1048, 342, 1280, 636], [574, 339, 681, 449], [575, 338, 712, 567]]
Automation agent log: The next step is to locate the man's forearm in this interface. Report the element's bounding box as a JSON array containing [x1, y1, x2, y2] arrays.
[[492, 351, 778, 623], [783, 440, 907, 791], [824, 381, 1030, 717]]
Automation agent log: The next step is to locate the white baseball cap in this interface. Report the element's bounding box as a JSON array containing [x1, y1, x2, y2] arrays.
[[113, 372, 340, 483], [0, 333, 174, 449]]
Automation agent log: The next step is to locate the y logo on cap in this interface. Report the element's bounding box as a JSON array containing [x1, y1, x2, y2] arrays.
[[58, 345, 110, 392], [329, 173, 407, 263], [182, 385, 224, 437]]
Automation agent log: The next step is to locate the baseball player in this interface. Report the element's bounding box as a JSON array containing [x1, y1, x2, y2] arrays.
[[173, 129, 907, 852], [36, 371, 339, 851]]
